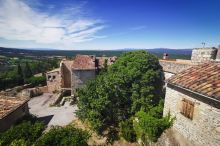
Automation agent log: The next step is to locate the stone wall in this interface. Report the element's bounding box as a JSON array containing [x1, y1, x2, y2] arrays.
[[163, 87, 220, 146], [71, 70, 96, 94], [216, 46, 220, 61], [191, 48, 217, 64], [46, 70, 61, 93], [60, 60, 72, 89], [157, 128, 193, 146], [159, 60, 192, 74], [18, 86, 46, 99], [0, 102, 29, 132]]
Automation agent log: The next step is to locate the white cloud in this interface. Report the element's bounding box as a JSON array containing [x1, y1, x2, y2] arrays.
[[0, 0, 105, 49]]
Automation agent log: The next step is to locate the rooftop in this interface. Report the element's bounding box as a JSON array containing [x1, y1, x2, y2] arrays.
[[0, 96, 28, 119], [72, 55, 96, 70], [168, 62, 220, 101]]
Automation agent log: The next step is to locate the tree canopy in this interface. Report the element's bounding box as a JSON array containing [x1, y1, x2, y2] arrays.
[[76, 50, 165, 135]]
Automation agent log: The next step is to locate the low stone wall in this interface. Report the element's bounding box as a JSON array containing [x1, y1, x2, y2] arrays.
[[163, 87, 220, 146], [159, 60, 192, 74], [0, 84, 32, 97], [18, 87, 44, 99]]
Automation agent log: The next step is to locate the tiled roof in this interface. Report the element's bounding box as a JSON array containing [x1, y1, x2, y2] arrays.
[[72, 55, 96, 70], [168, 62, 220, 101], [0, 96, 27, 119]]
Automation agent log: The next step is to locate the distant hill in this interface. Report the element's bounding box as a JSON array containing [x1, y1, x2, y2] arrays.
[[0, 47, 192, 59], [121, 48, 192, 55], [146, 48, 192, 55]]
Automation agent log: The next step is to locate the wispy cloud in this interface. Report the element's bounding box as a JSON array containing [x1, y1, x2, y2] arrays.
[[0, 0, 105, 49]]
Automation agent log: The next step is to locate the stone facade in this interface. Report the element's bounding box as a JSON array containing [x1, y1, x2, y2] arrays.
[[60, 60, 72, 89], [71, 70, 96, 94], [163, 87, 220, 146], [46, 69, 61, 93], [191, 47, 218, 64]]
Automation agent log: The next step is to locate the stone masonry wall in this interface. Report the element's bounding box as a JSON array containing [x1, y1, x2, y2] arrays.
[[46, 71, 61, 93], [159, 60, 192, 74], [191, 48, 217, 64], [163, 87, 220, 146], [71, 70, 96, 95]]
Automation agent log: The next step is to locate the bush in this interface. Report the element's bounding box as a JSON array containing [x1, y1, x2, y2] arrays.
[[35, 125, 90, 146], [0, 121, 45, 146], [134, 110, 174, 145], [119, 119, 136, 142], [9, 139, 27, 146], [26, 76, 46, 86]]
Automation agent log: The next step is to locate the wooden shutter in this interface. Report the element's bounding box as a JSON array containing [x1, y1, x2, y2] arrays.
[[181, 98, 194, 120]]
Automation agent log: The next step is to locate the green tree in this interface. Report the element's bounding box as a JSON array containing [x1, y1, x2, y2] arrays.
[[35, 126, 90, 146], [77, 50, 164, 135], [17, 63, 24, 85], [23, 62, 33, 80]]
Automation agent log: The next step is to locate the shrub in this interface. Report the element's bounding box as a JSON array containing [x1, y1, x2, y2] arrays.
[[26, 76, 46, 86], [134, 110, 174, 145], [119, 118, 136, 142], [9, 139, 27, 146], [0, 121, 45, 146], [35, 125, 90, 146]]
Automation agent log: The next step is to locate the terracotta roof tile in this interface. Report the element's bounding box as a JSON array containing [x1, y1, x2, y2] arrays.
[[72, 55, 96, 70], [168, 62, 220, 101], [0, 96, 27, 119]]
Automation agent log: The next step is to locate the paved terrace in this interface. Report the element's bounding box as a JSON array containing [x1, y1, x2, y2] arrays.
[[28, 93, 77, 127]]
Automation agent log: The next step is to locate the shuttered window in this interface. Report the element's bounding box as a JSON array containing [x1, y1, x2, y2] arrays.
[[180, 98, 194, 120]]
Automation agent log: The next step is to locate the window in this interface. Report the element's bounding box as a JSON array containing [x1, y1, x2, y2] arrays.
[[53, 76, 56, 79], [180, 98, 194, 120], [48, 75, 51, 80]]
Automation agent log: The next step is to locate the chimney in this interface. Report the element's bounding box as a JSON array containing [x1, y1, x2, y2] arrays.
[[163, 53, 169, 60], [216, 45, 220, 61]]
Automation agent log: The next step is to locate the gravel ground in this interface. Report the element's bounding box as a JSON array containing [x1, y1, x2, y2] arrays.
[[28, 93, 77, 127]]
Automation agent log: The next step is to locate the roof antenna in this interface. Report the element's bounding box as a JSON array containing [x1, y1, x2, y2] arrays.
[[201, 42, 206, 48]]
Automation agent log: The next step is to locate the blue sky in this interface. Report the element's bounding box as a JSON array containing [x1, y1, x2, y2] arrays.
[[0, 0, 220, 50]]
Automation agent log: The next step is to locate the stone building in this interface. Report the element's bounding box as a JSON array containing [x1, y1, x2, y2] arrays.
[[0, 96, 29, 132], [191, 47, 218, 64], [46, 55, 117, 95], [71, 55, 97, 94], [162, 62, 220, 146]]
